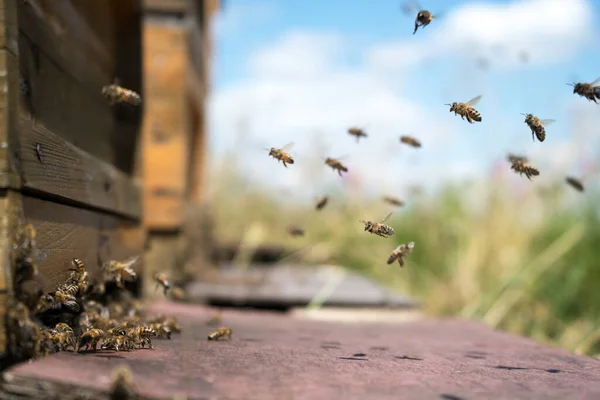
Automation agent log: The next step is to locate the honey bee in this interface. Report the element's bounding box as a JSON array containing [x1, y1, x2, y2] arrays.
[[507, 153, 528, 164], [126, 326, 157, 349], [149, 315, 181, 333], [521, 113, 555, 142], [102, 256, 139, 289], [101, 81, 141, 106], [77, 312, 92, 334], [510, 159, 539, 180], [54, 322, 74, 334], [76, 328, 106, 352], [50, 329, 76, 352], [359, 212, 395, 238], [101, 334, 135, 352], [265, 142, 295, 168], [8, 301, 42, 359], [287, 225, 305, 237], [168, 286, 186, 301], [568, 77, 600, 103], [348, 127, 368, 143], [39, 328, 55, 357], [402, 1, 437, 34], [149, 322, 172, 339], [324, 157, 348, 177], [208, 326, 232, 341], [387, 242, 415, 267], [400, 135, 422, 148], [446, 95, 482, 124], [565, 176, 584, 192], [382, 196, 405, 207], [53, 286, 81, 313], [13, 223, 39, 285], [315, 195, 329, 211], [153, 272, 171, 296], [110, 365, 135, 400], [68, 258, 89, 294]]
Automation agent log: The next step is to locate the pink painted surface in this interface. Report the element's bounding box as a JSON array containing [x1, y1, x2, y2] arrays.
[[4, 301, 600, 400]]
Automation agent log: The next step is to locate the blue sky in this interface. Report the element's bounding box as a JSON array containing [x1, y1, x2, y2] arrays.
[[207, 0, 600, 200]]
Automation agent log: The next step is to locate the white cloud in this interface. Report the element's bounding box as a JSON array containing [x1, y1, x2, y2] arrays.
[[207, 0, 598, 204], [368, 0, 594, 71]]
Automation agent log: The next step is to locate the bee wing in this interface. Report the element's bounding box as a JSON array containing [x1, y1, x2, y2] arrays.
[[121, 255, 140, 269], [379, 212, 394, 223], [540, 119, 555, 126], [466, 95, 482, 107], [590, 76, 600, 86], [400, 0, 417, 15], [280, 142, 295, 152]]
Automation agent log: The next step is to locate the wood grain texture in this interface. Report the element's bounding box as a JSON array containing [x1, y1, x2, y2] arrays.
[[17, 0, 113, 99], [142, 0, 189, 13], [17, 117, 142, 219], [0, 49, 19, 178], [142, 21, 188, 230], [19, 192, 145, 294], [18, 32, 115, 166], [0, 0, 18, 55]]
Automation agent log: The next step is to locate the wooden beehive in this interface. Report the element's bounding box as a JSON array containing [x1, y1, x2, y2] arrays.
[[0, 0, 145, 356], [140, 0, 220, 297]]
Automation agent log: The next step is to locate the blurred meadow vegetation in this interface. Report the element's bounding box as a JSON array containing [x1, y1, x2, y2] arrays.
[[207, 159, 600, 358]]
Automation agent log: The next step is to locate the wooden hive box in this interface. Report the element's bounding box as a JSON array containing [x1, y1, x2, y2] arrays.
[[140, 0, 220, 298], [0, 0, 145, 357]]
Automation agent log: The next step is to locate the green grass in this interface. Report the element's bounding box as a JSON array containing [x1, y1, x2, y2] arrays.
[[207, 165, 600, 357]]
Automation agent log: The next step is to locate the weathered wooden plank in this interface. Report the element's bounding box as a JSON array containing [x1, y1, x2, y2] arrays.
[[19, 193, 144, 294], [17, 34, 115, 166], [17, 117, 142, 219], [142, 21, 189, 230], [17, 0, 113, 99], [0, 48, 19, 179], [0, 0, 18, 55]]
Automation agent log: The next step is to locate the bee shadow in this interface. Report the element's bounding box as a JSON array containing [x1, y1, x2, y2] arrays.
[[395, 355, 423, 361], [440, 394, 465, 400], [339, 357, 368, 361]]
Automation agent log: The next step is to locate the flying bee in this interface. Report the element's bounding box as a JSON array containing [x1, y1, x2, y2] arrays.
[[76, 328, 106, 352], [446, 95, 482, 124], [102, 256, 139, 290], [359, 212, 395, 238], [383, 196, 405, 207], [347, 127, 368, 143], [315, 195, 329, 211], [521, 113, 555, 142], [324, 157, 348, 177], [101, 80, 141, 106], [208, 326, 232, 341], [68, 258, 89, 293], [507, 153, 528, 164], [565, 176, 584, 192], [153, 272, 171, 296], [8, 301, 43, 359], [510, 159, 539, 180], [568, 77, 600, 103], [205, 312, 223, 327], [387, 241, 415, 267], [265, 142, 295, 168], [13, 223, 39, 284], [401, 1, 437, 34], [287, 225, 305, 237], [400, 135, 422, 148], [110, 365, 135, 400]]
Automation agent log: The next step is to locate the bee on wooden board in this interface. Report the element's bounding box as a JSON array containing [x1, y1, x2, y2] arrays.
[[265, 142, 295, 168], [68, 258, 89, 293], [445, 95, 482, 124], [510, 159, 539, 180], [507, 153, 528, 164], [387, 242, 415, 267], [153, 272, 171, 296], [568, 77, 600, 103], [287, 225, 305, 237], [77, 328, 106, 352], [102, 256, 139, 290], [208, 326, 232, 341], [400, 135, 422, 148], [324, 157, 349, 177], [126, 326, 157, 349], [521, 113, 555, 143], [359, 212, 396, 238], [101, 79, 141, 107], [383, 196, 405, 207], [565, 176, 584, 192], [347, 127, 368, 143], [50, 329, 76, 352], [315, 195, 329, 211]]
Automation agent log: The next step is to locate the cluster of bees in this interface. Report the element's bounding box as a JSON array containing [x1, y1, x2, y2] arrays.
[[6, 223, 182, 363]]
